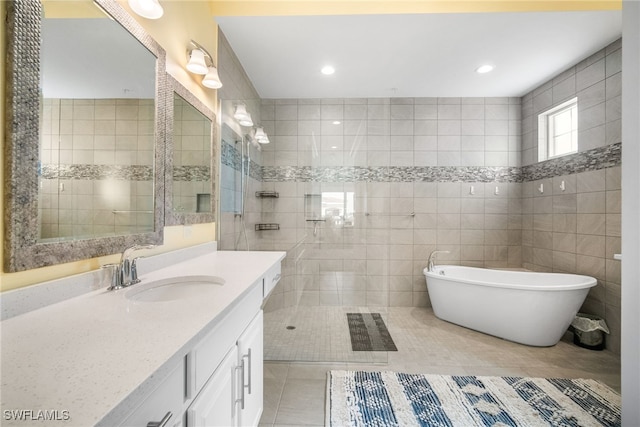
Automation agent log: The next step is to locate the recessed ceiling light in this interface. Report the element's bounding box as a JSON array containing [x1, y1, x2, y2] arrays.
[[476, 64, 494, 74], [321, 65, 335, 75], [332, 121, 341, 125]]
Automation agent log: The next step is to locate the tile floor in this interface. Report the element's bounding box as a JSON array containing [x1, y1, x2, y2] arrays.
[[259, 306, 621, 427]]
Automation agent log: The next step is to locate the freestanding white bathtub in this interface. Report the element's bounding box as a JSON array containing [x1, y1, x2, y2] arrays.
[[423, 265, 596, 347]]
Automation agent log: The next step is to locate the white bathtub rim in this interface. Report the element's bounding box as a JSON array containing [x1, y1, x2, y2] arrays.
[[423, 265, 597, 291]]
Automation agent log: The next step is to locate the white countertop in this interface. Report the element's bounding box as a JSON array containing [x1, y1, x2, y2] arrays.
[[0, 250, 285, 427]]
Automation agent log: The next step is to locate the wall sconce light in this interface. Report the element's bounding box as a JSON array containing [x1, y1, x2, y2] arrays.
[[202, 67, 222, 89], [254, 127, 269, 144], [186, 40, 222, 89], [234, 104, 254, 127], [128, 0, 163, 19]]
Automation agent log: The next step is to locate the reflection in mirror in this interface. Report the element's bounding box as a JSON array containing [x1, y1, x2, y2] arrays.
[[172, 93, 212, 213], [165, 75, 216, 226], [39, 13, 157, 240], [4, 0, 167, 272]]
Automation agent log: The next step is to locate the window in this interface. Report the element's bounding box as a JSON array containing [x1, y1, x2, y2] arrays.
[[322, 192, 355, 227], [538, 97, 578, 161]]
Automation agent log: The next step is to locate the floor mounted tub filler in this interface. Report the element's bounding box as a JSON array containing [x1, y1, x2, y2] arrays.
[[423, 265, 596, 346]]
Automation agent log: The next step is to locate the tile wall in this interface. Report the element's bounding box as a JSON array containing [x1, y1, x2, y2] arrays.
[[520, 39, 622, 353], [256, 97, 523, 311], [39, 98, 154, 239]]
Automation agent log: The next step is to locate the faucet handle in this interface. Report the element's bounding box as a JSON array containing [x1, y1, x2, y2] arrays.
[[130, 257, 144, 285], [101, 263, 122, 290]]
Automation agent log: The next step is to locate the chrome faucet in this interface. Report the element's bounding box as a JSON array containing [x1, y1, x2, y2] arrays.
[[104, 244, 156, 290], [427, 250, 450, 272]]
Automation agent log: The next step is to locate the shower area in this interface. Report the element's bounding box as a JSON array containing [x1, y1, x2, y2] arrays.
[[218, 100, 410, 364]]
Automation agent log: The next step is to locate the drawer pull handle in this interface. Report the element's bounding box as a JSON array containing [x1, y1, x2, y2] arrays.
[[234, 362, 246, 410], [272, 273, 281, 283], [147, 411, 172, 427], [242, 349, 252, 394]]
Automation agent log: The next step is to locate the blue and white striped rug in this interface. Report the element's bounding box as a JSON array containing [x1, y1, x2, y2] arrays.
[[327, 371, 620, 427]]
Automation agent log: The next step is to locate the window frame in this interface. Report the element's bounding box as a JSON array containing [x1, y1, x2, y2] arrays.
[[538, 97, 579, 161]]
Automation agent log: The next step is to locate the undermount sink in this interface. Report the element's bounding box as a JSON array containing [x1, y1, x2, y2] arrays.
[[125, 275, 226, 302]]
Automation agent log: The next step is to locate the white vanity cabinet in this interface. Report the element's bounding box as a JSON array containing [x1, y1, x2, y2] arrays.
[[187, 311, 263, 427], [236, 310, 263, 426], [116, 278, 267, 427]]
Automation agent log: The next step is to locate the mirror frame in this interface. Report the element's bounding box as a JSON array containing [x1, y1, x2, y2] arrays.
[[165, 75, 217, 226], [3, 0, 167, 272]]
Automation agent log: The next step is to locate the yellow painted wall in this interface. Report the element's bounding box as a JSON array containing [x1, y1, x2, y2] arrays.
[[209, 0, 621, 16], [1, 1, 219, 292]]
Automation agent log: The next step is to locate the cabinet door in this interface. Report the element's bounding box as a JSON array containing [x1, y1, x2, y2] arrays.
[[187, 347, 239, 427], [236, 311, 263, 427]]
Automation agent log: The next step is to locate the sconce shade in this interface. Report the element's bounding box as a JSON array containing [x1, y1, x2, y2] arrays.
[[254, 127, 269, 144], [234, 104, 253, 126], [128, 0, 163, 19], [234, 104, 249, 120], [238, 113, 254, 127], [187, 49, 208, 75], [202, 66, 222, 89]]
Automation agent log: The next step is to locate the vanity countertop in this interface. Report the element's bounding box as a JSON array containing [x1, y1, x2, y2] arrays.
[[0, 250, 285, 427]]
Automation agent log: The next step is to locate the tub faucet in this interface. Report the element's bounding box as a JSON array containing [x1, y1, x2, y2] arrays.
[[104, 244, 156, 290], [428, 250, 450, 272]]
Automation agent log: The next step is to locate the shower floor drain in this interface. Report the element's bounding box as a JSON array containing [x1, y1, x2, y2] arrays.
[[286, 326, 296, 330]]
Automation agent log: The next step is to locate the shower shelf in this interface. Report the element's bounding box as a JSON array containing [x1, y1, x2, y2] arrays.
[[255, 223, 280, 231], [255, 191, 279, 198]]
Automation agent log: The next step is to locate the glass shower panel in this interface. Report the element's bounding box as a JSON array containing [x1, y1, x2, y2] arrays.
[[262, 110, 392, 364]]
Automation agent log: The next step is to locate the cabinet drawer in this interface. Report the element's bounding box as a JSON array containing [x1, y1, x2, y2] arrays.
[[262, 262, 281, 299], [119, 359, 185, 427], [191, 284, 262, 393]]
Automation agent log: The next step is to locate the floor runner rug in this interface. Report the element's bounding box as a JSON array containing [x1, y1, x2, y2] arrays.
[[327, 370, 621, 427], [347, 313, 398, 351]]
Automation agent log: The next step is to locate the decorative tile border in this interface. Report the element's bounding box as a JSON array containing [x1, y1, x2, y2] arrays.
[[41, 164, 153, 181], [261, 165, 522, 183], [256, 143, 620, 183], [221, 140, 241, 170], [172, 166, 211, 182], [521, 142, 621, 182], [41, 163, 214, 182], [221, 140, 262, 181]]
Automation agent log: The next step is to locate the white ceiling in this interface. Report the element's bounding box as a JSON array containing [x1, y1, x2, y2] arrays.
[[216, 10, 622, 99]]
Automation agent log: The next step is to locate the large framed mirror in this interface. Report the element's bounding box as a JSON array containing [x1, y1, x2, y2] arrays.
[[165, 75, 216, 225], [4, 0, 167, 272]]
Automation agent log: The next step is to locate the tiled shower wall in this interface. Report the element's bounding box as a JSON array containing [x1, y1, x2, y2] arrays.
[[217, 31, 264, 251], [520, 39, 622, 353], [256, 97, 524, 311], [39, 98, 154, 239]]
